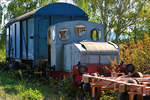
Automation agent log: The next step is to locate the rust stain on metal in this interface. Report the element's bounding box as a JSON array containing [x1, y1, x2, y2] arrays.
[[82, 72, 150, 100], [80, 42, 118, 54]]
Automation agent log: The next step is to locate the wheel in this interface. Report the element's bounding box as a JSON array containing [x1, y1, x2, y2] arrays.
[[82, 83, 91, 92], [118, 92, 129, 100], [143, 95, 150, 100], [125, 64, 135, 74], [78, 65, 88, 75], [81, 84, 100, 100]]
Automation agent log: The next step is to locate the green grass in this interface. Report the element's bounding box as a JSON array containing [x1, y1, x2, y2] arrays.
[[0, 64, 117, 100], [0, 67, 61, 100], [0, 65, 118, 100]]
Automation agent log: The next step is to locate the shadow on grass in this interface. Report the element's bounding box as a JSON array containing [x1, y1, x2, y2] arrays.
[[4, 87, 18, 95], [0, 66, 87, 100], [0, 67, 60, 99]]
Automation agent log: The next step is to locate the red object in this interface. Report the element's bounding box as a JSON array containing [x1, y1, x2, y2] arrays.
[[49, 71, 73, 80], [72, 64, 125, 85], [48, 64, 125, 86], [73, 65, 82, 85]]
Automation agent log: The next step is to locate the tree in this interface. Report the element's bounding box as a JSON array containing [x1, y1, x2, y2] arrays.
[[38, 0, 57, 7], [5, 0, 58, 20], [74, 0, 98, 22], [91, 0, 145, 44], [119, 34, 150, 73], [6, 0, 38, 19], [0, 5, 2, 25]]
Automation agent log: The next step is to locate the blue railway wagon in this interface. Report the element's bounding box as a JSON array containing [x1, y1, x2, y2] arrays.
[[5, 3, 88, 67]]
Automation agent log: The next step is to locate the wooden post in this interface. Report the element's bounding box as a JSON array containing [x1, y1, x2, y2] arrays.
[[138, 94, 143, 100], [96, 87, 101, 100], [92, 86, 95, 98], [128, 92, 135, 100]]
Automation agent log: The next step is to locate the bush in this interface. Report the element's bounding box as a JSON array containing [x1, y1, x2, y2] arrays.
[[119, 34, 150, 73], [0, 27, 6, 62], [21, 88, 43, 100], [100, 90, 117, 100]]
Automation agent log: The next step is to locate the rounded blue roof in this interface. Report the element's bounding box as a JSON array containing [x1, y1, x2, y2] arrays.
[[36, 2, 88, 16], [6, 2, 88, 26]]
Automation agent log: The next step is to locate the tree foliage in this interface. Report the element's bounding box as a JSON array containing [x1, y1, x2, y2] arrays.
[[0, 27, 6, 62], [38, 0, 57, 7], [0, 5, 2, 25], [91, 0, 146, 44], [6, 0, 38, 19], [5, 0, 57, 20], [75, 0, 149, 44], [119, 34, 150, 73], [74, 0, 98, 22]]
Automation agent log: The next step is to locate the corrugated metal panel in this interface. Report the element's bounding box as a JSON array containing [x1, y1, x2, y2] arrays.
[[28, 18, 34, 59]]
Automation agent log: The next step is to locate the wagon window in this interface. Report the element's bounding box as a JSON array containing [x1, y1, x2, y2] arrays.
[[59, 29, 70, 40], [75, 25, 86, 36], [91, 29, 101, 41]]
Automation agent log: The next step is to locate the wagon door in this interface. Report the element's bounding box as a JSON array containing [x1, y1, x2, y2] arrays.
[[64, 45, 72, 72], [38, 16, 49, 59], [64, 44, 81, 72], [28, 18, 34, 60]]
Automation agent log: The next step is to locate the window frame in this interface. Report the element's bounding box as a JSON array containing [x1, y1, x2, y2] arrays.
[[74, 24, 86, 37], [90, 28, 101, 41], [58, 28, 71, 41]]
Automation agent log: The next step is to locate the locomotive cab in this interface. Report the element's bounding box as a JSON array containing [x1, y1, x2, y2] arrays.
[[48, 20, 119, 78]]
